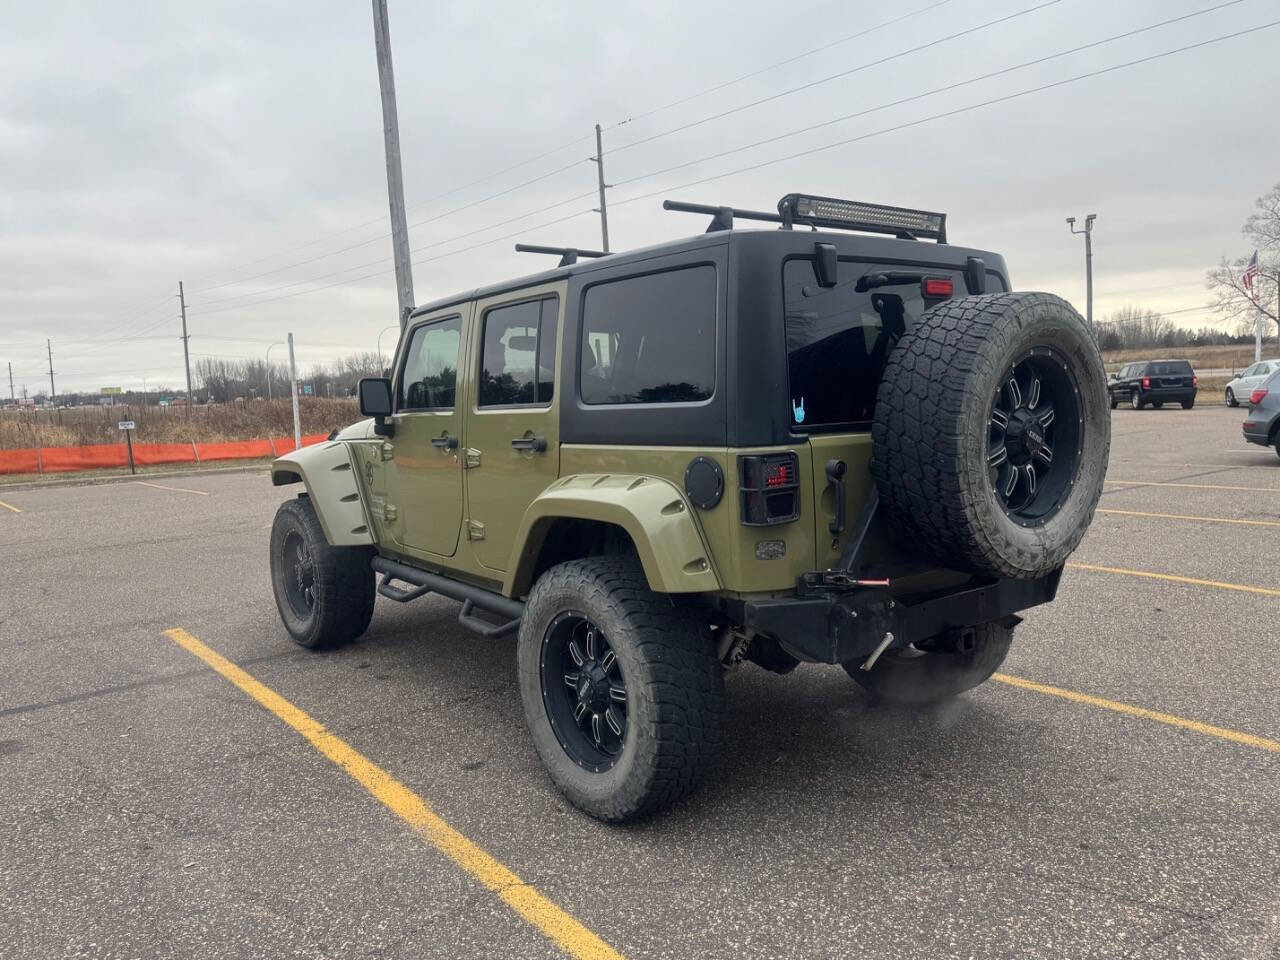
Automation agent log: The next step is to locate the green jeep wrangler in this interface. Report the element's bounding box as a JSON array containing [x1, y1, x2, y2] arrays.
[[268, 193, 1109, 822]]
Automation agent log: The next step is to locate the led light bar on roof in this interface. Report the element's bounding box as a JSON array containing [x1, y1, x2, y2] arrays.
[[778, 193, 947, 243]]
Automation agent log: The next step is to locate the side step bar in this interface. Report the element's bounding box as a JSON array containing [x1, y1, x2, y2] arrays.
[[371, 556, 524, 639]]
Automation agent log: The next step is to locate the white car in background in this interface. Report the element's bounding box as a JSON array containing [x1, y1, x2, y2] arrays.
[[1225, 359, 1280, 407]]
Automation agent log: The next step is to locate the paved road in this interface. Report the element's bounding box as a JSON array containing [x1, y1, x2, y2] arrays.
[[2, 404, 1278, 959]]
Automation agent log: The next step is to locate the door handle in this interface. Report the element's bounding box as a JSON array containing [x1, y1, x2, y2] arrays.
[[510, 436, 547, 453], [431, 434, 459, 450], [825, 459, 847, 535]]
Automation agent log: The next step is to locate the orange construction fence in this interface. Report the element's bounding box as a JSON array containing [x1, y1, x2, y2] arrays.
[[0, 434, 330, 476]]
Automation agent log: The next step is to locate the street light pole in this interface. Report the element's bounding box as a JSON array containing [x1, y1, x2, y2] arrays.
[[266, 341, 285, 401], [1066, 214, 1096, 334], [377, 324, 398, 366]]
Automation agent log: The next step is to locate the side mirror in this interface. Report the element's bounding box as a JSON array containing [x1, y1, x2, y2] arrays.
[[358, 377, 394, 437]]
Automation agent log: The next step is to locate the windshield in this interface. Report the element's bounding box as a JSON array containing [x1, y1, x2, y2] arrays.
[[783, 258, 1002, 429]]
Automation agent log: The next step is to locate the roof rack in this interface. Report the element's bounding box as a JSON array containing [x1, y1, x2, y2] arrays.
[[664, 193, 947, 244], [514, 243, 609, 267]]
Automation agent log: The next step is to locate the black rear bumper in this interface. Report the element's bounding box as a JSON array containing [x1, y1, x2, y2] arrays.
[[734, 569, 1063, 664]]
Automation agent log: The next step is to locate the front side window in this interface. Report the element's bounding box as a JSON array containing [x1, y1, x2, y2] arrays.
[[580, 265, 716, 405], [783, 259, 1005, 429], [478, 296, 558, 407], [400, 316, 461, 409]]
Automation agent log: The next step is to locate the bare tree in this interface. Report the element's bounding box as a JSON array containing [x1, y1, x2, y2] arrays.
[[1207, 183, 1280, 336]]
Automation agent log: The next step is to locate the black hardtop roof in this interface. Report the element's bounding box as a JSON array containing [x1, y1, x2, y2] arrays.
[[407, 226, 1006, 320]]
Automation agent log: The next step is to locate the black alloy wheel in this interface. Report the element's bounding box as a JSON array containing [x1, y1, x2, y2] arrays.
[[987, 349, 1082, 526], [281, 529, 316, 619], [540, 611, 628, 772]]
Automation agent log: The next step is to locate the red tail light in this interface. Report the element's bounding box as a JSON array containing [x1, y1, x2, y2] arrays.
[[1192, 375, 1199, 387], [1250, 388, 1268, 405], [1141, 376, 1150, 389], [921, 277, 954, 298], [739, 453, 800, 526]]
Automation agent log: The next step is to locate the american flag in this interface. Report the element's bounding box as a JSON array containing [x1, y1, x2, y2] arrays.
[[1243, 250, 1259, 298]]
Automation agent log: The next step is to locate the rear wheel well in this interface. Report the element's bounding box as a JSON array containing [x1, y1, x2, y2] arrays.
[[520, 519, 642, 597], [1269, 420, 1280, 446]]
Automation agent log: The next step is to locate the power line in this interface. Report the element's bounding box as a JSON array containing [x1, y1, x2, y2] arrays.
[[184, 0, 1069, 315], [607, 0, 1065, 158], [607, 0, 1248, 193], [604, 18, 1280, 215], [187, 155, 591, 297], [178, 1, 956, 296], [177, 17, 1278, 321], [611, 0, 955, 130]]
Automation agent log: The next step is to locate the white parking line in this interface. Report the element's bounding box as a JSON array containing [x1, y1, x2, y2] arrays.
[[134, 481, 209, 496]]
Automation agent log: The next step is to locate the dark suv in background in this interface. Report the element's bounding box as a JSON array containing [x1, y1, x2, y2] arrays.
[[1242, 368, 1280, 458], [1108, 359, 1198, 410]]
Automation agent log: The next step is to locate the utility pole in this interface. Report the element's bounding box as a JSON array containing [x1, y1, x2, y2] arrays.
[[179, 281, 193, 415], [1066, 215, 1096, 334], [8, 361, 14, 402], [591, 123, 611, 253], [371, 0, 415, 330], [287, 332, 301, 450], [46, 339, 55, 402]]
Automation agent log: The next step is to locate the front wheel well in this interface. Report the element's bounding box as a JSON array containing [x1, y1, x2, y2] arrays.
[[516, 518, 642, 598]]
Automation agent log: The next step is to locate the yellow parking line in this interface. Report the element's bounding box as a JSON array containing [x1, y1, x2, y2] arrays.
[[0, 498, 20, 514], [1105, 479, 1280, 492], [135, 480, 209, 496], [1096, 508, 1280, 528], [1067, 562, 1280, 598], [992, 673, 1280, 754], [164, 628, 622, 960]]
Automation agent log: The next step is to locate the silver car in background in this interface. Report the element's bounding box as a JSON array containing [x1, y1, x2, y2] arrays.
[[1225, 359, 1280, 407]]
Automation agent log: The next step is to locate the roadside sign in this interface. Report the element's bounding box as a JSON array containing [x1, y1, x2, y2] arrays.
[[118, 422, 137, 475], [158, 398, 171, 406], [100, 386, 122, 395], [303, 384, 313, 396]]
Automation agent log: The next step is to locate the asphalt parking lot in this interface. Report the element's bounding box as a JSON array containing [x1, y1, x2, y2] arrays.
[[2, 403, 1278, 960]]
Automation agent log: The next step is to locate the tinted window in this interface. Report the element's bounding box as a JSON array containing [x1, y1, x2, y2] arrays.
[[400, 316, 461, 409], [783, 259, 1004, 429], [1148, 361, 1193, 375], [580, 266, 716, 405], [478, 297, 558, 406]]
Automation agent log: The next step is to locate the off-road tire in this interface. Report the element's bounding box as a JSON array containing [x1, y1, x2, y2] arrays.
[[1226, 388, 1238, 407], [1130, 392, 1144, 410], [1181, 398, 1195, 410], [269, 495, 375, 649], [517, 557, 724, 822], [1152, 401, 1164, 409], [843, 621, 1013, 706], [871, 292, 1110, 580], [1109, 394, 1119, 410]]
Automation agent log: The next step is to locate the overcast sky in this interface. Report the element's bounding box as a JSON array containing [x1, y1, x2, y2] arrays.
[[2, 0, 1278, 394]]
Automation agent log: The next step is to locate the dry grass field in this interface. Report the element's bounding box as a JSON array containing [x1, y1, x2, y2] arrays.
[[1101, 343, 1275, 370], [0, 398, 359, 449]]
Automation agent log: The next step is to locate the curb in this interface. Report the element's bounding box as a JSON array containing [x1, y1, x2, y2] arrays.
[[0, 462, 273, 492]]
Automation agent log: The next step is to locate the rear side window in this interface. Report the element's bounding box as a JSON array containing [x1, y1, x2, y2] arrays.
[[580, 266, 716, 405], [478, 296, 558, 407], [400, 316, 461, 409], [783, 258, 1006, 429]]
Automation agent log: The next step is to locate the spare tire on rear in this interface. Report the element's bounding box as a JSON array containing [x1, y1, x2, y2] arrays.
[[871, 292, 1109, 579]]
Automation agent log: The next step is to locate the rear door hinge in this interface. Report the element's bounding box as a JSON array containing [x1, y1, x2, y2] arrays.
[[464, 448, 482, 469], [465, 519, 486, 541], [383, 503, 398, 522], [379, 442, 395, 462]]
